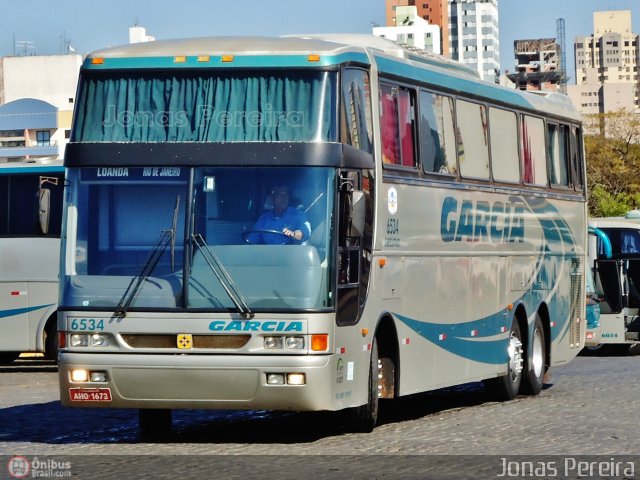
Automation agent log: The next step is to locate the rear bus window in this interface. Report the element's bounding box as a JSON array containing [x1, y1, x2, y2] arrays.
[[521, 115, 547, 186]]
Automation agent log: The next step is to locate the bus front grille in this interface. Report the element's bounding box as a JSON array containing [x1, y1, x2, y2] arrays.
[[120, 334, 251, 350]]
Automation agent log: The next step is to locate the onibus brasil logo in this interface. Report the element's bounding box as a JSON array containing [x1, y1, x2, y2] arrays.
[[7, 456, 72, 478]]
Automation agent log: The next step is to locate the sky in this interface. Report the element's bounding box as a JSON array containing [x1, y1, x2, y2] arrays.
[[1, 0, 638, 83]]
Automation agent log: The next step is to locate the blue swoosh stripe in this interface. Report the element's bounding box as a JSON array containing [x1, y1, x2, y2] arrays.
[[395, 312, 509, 365], [0, 304, 54, 319]]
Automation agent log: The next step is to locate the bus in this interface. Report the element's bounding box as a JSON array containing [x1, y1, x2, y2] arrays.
[[586, 213, 640, 354], [58, 35, 586, 435], [0, 160, 64, 363]]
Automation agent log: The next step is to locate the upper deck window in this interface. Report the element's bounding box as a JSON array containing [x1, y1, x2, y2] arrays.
[[72, 70, 336, 143]]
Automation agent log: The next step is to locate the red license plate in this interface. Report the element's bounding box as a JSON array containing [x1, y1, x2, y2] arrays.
[[69, 387, 112, 402]]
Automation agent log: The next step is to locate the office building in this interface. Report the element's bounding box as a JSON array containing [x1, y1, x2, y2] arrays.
[[449, 0, 500, 82], [375, 6, 442, 54], [567, 10, 640, 116], [385, 0, 449, 56], [0, 54, 82, 162]]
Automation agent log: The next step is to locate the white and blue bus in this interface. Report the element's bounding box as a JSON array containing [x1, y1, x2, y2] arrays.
[[0, 160, 64, 363], [58, 35, 586, 435]]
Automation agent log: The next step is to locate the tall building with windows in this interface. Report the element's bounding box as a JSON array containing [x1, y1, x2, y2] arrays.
[[386, 0, 449, 57], [375, 6, 442, 54], [449, 0, 500, 82], [567, 10, 639, 116]]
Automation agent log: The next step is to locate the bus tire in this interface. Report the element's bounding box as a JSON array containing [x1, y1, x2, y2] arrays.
[[343, 338, 379, 433], [138, 409, 172, 439], [520, 315, 545, 395], [45, 321, 58, 361], [483, 319, 524, 401]]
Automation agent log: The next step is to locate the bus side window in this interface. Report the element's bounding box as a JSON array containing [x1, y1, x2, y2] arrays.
[[420, 91, 456, 175], [456, 99, 490, 180], [570, 126, 585, 191], [341, 68, 373, 154], [521, 115, 547, 186], [380, 83, 417, 169], [547, 123, 571, 188], [489, 107, 519, 183]]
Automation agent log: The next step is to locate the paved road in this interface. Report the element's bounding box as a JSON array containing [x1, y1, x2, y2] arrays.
[[0, 352, 639, 478]]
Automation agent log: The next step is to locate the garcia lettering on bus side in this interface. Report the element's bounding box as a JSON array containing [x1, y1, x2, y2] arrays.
[[440, 196, 525, 244]]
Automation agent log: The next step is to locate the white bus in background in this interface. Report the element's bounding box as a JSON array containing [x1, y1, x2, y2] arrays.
[[587, 213, 640, 354], [0, 160, 64, 363]]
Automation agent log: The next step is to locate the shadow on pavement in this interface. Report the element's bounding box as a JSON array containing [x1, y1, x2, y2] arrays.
[[0, 381, 508, 445]]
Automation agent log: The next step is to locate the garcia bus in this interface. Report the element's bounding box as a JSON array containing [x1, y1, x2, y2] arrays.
[[58, 35, 586, 435], [0, 160, 64, 363]]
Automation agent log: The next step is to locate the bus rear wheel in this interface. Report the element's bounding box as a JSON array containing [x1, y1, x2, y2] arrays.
[[520, 315, 546, 395], [138, 409, 172, 439], [343, 339, 379, 433], [484, 320, 524, 401]]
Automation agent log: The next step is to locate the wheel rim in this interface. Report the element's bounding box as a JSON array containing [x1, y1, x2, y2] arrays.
[[508, 332, 524, 382], [531, 327, 544, 377]]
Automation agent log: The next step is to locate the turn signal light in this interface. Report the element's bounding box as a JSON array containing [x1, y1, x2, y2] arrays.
[[311, 334, 328, 352]]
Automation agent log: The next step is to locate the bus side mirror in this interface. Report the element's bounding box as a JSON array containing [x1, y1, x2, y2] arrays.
[[38, 188, 51, 235], [348, 190, 365, 238]]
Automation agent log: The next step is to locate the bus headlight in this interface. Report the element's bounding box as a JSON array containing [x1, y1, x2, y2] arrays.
[[264, 336, 284, 349], [69, 333, 109, 347], [285, 336, 305, 349], [70, 334, 89, 347], [70, 369, 89, 382], [89, 334, 109, 347]]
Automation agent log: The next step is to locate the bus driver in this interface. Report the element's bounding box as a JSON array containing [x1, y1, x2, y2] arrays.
[[247, 184, 311, 244]]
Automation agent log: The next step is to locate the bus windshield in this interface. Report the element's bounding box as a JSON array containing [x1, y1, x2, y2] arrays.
[[61, 166, 335, 311], [72, 70, 337, 143]]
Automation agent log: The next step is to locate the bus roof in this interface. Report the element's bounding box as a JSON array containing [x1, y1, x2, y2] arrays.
[[0, 159, 64, 175], [84, 34, 580, 122]]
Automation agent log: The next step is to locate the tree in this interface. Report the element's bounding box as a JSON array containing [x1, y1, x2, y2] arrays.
[[584, 110, 640, 217]]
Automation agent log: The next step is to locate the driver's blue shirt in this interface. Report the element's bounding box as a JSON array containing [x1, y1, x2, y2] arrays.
[[249, 207, 311, 244]]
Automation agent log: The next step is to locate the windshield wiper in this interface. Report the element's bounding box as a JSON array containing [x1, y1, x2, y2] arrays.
[[115, 196, 180, 317], [191, 233, 254, 319]]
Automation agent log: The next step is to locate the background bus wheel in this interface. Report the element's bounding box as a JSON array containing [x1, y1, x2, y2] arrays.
[[343, 339, 379, 433], [138, 409, 172, 439], [483, 320, 524, 401], [44, 321, 58, 361], [0, 352, 19, 364], [520, 315, 546, 395]]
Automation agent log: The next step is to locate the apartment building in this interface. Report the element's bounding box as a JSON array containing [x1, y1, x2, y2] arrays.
[[567, 10, 639, 115]]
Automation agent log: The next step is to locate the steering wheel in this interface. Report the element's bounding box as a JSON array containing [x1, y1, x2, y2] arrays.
[[242, 229, 292, 245]]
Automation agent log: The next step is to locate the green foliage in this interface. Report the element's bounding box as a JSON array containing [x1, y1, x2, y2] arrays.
[[585, 110, 640, 217]]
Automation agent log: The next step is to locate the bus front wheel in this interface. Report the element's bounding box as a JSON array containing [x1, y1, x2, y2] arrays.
[[343, 338, 379, 433]]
